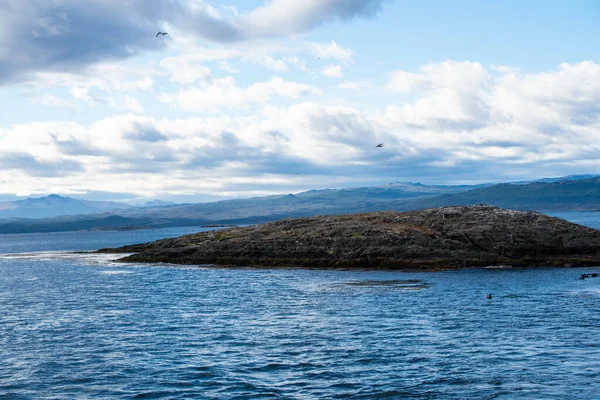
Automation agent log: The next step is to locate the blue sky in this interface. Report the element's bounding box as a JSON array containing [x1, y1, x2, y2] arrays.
[[0, 0, 598, 202]]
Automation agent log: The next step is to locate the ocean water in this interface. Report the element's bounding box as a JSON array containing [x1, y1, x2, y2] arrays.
[[1, 215, 600, 399]]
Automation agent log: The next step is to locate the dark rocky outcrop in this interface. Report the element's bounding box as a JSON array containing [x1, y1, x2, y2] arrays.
[[98, 205, 600, 270]]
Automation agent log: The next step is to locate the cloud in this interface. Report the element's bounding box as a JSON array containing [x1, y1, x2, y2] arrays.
[[160, 58, 212, 84], [337, 81, 373, 90], [125, 95, 144, 113], [159, 76, 322, 112], [381, 60, 600, 168], [122, 122, 166, 143], [71, 86, 103, 104], [320, 65, 343, 79], [240, 0, 389, 38], [27, 62, 156, 95], [0, 106, 386, 196], [2, 60, 599, 198], [385, 60, 600, 136], [252, 56, 289, 72], [219, 60, 240, 74], [0, 152, 83, 178], [256, 103, 388, 165], [311, 41, 354, 63], [0, 0, 388, 84], [385, 61, 493, 129], [284, 56, 309, 72], [0, 1, 165, 84], [386, 60, 490, 94]]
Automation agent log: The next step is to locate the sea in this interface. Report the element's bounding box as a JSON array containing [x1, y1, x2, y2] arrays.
[[1, 213, 599, 399]]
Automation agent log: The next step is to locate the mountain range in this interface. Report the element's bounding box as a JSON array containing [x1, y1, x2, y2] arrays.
[[0, 195, 133, 219], [0, 196, 182, 219], [0, 175, 599, 234]]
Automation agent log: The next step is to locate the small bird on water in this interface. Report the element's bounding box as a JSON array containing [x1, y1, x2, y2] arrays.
[[156, 32, 169, 37], [486, 293, 492, 300]]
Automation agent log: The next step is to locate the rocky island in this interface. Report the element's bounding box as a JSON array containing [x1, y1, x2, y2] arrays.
[[98, 205, 600, 270]]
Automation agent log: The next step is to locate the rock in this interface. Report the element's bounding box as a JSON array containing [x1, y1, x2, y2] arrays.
[[97, 205, 600, 270]]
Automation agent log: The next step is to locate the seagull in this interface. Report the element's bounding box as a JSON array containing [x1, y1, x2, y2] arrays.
[[156, 32, 169, 37], [376, 143, 384, 148]]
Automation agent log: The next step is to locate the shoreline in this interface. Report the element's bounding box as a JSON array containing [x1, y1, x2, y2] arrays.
[[88, 250, 600, 274]]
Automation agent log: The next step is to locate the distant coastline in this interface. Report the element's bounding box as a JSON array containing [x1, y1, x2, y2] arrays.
[[87, 226, 153, 232]]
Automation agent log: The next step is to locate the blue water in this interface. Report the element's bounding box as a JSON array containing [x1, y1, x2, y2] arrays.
[[1, 215, 600, 399], [0, 226, 214, 254]]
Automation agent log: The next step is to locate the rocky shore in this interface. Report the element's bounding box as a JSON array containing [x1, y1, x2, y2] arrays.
[[97, 205, 600, 270]]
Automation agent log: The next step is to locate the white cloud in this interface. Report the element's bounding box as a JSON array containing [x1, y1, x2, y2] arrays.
[[321, 65, 343, 79], [382, 60, 600, 160], [0, 0, 384, 84], [251, 102, 386, 165], [337, 80, 373, 90], [125, 96, 144, 114], [284, 56, 309, 72], [219, 60, 240, 74], [384, 61, 494, 128], [240, 0, 388, 39], [489, 61, 600, 129], [27, 62, 156, 93], [311, 41, 354, 63], [386, 60, 490, 93], [255, 56, 289, 72], [2, 60, 600, 197], [159, 76, 321, 112], [160, 58, 212, 84], [70, 87, 102, 104]]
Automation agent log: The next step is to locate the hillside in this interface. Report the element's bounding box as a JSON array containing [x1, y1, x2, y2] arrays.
[[99, 205, 600, 270], [0, 195, 133, 219], [411, 177, 600, 211]]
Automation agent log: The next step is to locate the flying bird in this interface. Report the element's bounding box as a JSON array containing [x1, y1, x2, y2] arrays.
[[156, 32, 169, 37], [376, 143, 384, 148]]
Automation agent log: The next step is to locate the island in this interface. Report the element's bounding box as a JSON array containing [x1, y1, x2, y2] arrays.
[[97, 205, 600, 270]]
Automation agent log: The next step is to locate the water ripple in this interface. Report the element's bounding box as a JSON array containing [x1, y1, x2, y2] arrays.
[[1, 243, 600, 398]]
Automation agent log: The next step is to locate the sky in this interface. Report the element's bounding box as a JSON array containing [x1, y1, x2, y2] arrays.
[[0, 0, 599, 203]]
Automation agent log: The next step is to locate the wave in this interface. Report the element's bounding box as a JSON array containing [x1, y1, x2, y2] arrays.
[[99, 270, 134, 275], [0, 251, 129, 266]]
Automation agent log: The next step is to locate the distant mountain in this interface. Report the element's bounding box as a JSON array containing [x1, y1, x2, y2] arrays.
[[404, 177, 600, 211], [143, 200, 176, 207], [1, 175, 600, 234], [113, 182, 488, 223], [0, 182, 482, 233], [0, 194, 133, 219], [512, 174, 600, 185]]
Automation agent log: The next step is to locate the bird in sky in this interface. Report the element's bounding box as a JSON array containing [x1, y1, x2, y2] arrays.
[[376, 143, 384, 148], [156, 32, 169, 37]]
